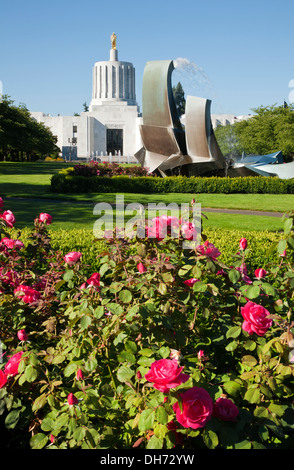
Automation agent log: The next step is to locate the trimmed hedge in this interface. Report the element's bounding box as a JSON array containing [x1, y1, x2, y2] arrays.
[[11, 227, 283, 274], [51, 173, 294, 194]]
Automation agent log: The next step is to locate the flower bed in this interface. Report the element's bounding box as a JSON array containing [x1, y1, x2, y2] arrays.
[[1, 198, 294, 449]]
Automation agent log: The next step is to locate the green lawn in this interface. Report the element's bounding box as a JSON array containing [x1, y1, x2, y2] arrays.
[[0, 161, 292, 231]]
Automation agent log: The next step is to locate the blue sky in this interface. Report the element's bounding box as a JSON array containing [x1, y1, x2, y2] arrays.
[[1, 0, 294, 117]]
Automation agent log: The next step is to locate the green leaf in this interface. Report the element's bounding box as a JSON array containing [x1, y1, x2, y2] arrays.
[[30, 433, 48, 449], [94, 306, 104, 319], [234, 440, 252, 449], [125, 340, 138, 354], [24, 364, 38, 382], [64, 362, 77, 377], [73, 426, 86, 442], [80, 315, 92, 330], [226, 326, 241, 339], [32, 393, 47, 412], [107, 303, 124, 315], [5, 409, 21, 429], [284, 218, 293, 234], [117, 366, 135, 383], [146, 434, 163, 449], [244, 387, 261, 404], [242, 355, 258, 367], [277, 239, 287, 255], [193, 281, 207, 292], [156, 406, 168, 425], [261, 282, 276, 296], [119, 289, 133, 303], [225, 340, 238, 352], [228, 269, 240, 284], [138, 409, 155, 432], [244, 285, 260, 299], [223, 380, 242, 397], [63, 269, 74, 282], [203, 429, 219, 449]]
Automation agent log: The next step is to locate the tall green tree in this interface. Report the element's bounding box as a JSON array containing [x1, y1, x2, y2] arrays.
[[0, 95, 59, 161], [214, 103, 294, 162], [172, 82, 186, 117]]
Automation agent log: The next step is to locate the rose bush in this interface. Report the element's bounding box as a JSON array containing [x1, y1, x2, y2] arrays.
[[0, 198, 294, 450]]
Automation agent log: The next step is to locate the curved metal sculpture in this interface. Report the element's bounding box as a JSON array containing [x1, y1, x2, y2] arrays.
[[135, 59, 226, 176]]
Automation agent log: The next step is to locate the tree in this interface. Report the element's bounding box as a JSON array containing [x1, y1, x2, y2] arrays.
[[234, 103, 294, 161], [83, 102, 89, 112], [0, 95, 60, 161], [214, 103, 294, 162], [172, 82, 186, 117]]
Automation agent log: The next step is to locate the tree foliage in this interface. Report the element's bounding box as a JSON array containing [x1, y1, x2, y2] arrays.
[[0, 96, 60, 161], [215, 103, 294, 162], [172, 82, 186, 117]]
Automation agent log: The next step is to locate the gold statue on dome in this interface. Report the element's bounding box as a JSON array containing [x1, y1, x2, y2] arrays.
[[111, 32, 117, 50]]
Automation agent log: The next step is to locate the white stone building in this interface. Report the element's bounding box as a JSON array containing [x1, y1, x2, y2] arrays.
[[31, 35, 143, 162]]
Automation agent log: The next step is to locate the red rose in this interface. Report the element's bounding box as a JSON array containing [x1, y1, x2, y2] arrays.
[[4, 351, 24, 377], [239, 238, 247, 250], [145, 359, 189, 393], [213, 397, 239, 421], [173, 386, 213, 429], [137, 262, 147, 273], [184, 278, 199, 287], [241, 301, 272, 336], [86, 272, 100, 287], [0, 370, 7, 388], [14, 285, 41, 304], [67, 393, 79, 405], [255, 268, 267, 279]]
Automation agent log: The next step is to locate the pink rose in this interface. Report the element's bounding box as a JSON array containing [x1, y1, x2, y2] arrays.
[[0, 197, 4, 208], [145, 359, 189, 393], [137, 262, 147, 273], [181, 221, 197, 241], [0, 370, 7, 388], [64, 251, 82, 265], [173, 386, 213, 429], [241, 301, 272, 336], [38, 213, 52, 225], [1, 210, 15, 228], [213, 397, 239, 421], [239, 238, 247, 250], [17, 329, 28, 341], [146, 215, 179, 241], [184, 278, 199, 287], [67, 393, 79, 405], [0, 237, 24, 250], [196, 240, 221, 259], [255, 268, 267, 279], [4, 351, 24, 377], [14, 285, 41, 304]]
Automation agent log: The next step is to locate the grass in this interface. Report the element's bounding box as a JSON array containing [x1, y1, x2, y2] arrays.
[[0, 161, 292, 231]]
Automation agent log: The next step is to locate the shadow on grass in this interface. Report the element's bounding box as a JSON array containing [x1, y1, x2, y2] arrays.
[[0, 161, 74, 175]]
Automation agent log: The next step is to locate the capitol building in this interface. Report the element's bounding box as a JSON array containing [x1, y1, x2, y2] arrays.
[[30, 34, 251, 162]]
